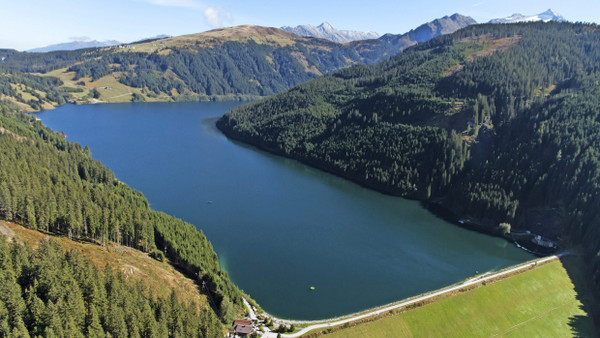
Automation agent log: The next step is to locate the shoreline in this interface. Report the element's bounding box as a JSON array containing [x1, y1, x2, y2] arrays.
[[30, 100, 557, 332], [258, 253, 565, 337]]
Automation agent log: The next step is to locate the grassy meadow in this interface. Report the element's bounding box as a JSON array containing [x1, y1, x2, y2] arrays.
[[320, 258, 596, 337]]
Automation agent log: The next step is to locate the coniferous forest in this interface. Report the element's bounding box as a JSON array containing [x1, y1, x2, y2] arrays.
[[0, 99, 245, 335], [218, 22, 600, 298], [0, 237, 223, 337], [0, 29, 394, 102]]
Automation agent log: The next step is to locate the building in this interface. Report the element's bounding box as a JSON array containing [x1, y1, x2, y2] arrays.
[[532, 235, 555, 248], [230, 319, 253, 337]]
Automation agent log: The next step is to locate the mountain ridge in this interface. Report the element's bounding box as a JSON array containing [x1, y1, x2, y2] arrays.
[[1, 15, 473, 105], [489, 8, 566, 24], [374, 13, 476, 52], [1, 13, 476, 109], [27, 40, 122, 53], [281, 22, 379, 43]]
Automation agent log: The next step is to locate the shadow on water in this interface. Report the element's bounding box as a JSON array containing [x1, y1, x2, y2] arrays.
[[201, 117, 223, 135], [421, 199, 504, 237], [226, 136, 368, 196], [560, 256, 600, 337]]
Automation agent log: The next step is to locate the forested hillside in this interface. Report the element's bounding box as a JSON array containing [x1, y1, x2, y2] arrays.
[[218, 22, 600, 299], [1, 26, 383, 103], [0, 67, 80, 111], [0, 22, 472, 105], [0, 99, 246, 325], [0, 236, 223, 336]]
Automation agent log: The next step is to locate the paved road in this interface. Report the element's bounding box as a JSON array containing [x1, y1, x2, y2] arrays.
[[244, 298, 257, 321], [277, 254, 562, 337]]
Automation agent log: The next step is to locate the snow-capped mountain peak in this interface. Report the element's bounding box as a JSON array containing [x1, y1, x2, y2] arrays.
[[281, 22, 379, 44], [318, 22, 334, 30], [537, 9, 565, 22], [489, 9, 566, 24]]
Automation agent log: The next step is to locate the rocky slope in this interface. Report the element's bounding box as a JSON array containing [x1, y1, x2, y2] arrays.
[[378, 13, 476, 49]]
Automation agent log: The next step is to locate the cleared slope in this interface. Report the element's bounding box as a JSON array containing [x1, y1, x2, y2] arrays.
[[1, 220, 204, 305]]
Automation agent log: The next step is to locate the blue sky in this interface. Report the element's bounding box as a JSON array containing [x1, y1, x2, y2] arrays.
[[1, 0, 598, 50]]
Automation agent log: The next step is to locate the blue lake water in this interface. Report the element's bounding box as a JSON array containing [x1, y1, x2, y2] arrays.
[[38, 101, 533, 320]]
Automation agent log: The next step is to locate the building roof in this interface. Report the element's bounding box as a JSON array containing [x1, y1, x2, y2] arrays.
[[231, 323, 252, 335], [234, 319, 253, 326]]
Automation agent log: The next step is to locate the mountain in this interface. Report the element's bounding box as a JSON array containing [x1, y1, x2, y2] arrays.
[[281, 22, 379, 43], [217, 22, 600, 300], [347, 13, 476, 65], [27, 40, 122, 53], [378, 13, 476, 50], [489, 9, 566, 24], [2, 26, 383, 103], [0, 16, 474, 106]]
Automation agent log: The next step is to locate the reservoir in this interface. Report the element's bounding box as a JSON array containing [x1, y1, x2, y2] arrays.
[[38, 101, 533, 320]]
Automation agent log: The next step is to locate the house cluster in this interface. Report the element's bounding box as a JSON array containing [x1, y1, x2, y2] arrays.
[[532, 234, 556, 248]]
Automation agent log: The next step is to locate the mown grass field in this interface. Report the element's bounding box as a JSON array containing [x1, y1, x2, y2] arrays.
[[322, 258, 596, 337]]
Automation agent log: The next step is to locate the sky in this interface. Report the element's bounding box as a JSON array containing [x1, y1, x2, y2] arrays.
[[1, 0, 599, 51]]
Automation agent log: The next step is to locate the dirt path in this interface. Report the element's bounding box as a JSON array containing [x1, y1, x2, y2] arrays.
[[244, 298, 257, 321]]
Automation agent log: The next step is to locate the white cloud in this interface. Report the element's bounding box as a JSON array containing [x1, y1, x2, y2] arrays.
[[136, 0, 233, 27], [204, 6, 233, 27], [138, 0, 232, 28]]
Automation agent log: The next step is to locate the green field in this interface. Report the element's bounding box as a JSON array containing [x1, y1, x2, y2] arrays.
[[324, 259, 596, 337]]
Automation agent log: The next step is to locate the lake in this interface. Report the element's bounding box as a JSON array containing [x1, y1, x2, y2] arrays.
[[38, 101, 533, 320]]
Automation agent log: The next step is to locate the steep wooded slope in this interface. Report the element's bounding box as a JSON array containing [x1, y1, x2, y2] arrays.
[[0, 228, 225, 337], [218, 22, 600, 297], [0, 100, 246, 325]]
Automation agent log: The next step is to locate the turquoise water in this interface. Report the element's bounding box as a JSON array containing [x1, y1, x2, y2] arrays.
[[38, 102, 533, 320]]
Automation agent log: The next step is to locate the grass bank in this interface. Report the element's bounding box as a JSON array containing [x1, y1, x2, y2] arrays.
[[310, 258, 596, 337]]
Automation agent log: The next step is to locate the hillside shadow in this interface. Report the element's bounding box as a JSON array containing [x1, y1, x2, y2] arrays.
[[560, 256, 600, 337]]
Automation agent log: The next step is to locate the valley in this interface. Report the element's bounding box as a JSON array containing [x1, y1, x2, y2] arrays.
[[35, 101, 532, 320], [1, 5, 599, 336]]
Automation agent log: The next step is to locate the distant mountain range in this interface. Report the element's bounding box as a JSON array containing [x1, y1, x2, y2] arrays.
[[378, 13, 476, 50], [26, 35, 172, 53], [4, 13, 475, 103], [281, 9, 566, 46], [27, 40, 122, 53], [489, 9, 566, 24], [26, 9, 566, 53], [281, 22, 379, 43], [3, 11, 521, 105]]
